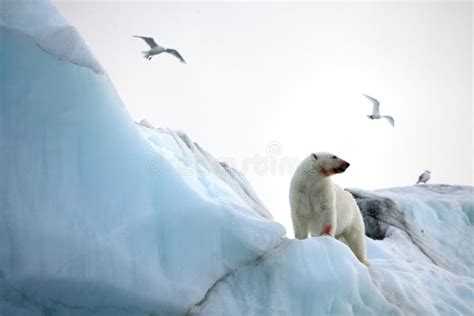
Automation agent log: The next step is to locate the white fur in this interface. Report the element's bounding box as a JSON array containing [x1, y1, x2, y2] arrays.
[[289, 152, 369, 265]]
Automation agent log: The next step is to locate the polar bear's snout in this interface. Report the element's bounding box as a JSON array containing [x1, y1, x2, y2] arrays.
[[336, 160, 350, 173], [316, 156, 351, 177], [326, 159, 350, 175]]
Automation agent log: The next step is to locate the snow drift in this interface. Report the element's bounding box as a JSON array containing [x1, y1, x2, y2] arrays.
[[1, 1, 473, 315]]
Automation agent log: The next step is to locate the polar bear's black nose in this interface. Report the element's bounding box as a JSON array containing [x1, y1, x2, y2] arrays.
[[342, 161, 350, 170]]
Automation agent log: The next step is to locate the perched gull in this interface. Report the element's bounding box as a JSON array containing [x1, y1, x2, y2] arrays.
[[363, 94, 395, 127], [416, 170, 431, 184], [133, 35, 186, 63]]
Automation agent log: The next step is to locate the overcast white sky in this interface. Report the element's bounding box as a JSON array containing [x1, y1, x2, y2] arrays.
[[54, 1, 472, 235]]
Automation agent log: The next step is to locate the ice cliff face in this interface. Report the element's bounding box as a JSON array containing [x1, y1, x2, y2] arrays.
[[1, 1, 472, 315]]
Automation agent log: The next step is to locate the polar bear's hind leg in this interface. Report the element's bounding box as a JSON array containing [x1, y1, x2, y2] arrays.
[[344, 227, 369, 266]]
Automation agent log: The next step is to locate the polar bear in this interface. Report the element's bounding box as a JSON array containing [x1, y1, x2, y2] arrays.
[[289, 152, 369, 266]]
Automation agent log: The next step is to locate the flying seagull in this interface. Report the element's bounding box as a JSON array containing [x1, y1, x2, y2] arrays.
[[416, 170, 431, 184], [363, 94, 395, 127], [133, 35, 186, 63]]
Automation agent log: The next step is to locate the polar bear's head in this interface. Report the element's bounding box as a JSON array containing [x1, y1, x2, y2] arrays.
[[308, 152, 350, 177]]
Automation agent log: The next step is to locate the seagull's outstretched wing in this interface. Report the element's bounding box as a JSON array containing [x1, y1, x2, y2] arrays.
[[165, 48, 186, 63], [363, 94, 380, 116], [382, 115, 395, 127], [133, 35, 158, 48]]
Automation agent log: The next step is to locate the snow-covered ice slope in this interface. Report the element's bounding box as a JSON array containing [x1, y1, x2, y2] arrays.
[[349, 185, 474, 276], [188, 185, 474, 315], [349, 185, 474, 315], [136, 123, 274, 219], [190, 237, 399, 315]]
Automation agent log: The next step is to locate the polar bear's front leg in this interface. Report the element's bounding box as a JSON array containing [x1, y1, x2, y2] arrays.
[[319, 208, 336, 237], [315, 191, 337, 237], [344, 227, 369, 266], [291, 211, 309, 240]]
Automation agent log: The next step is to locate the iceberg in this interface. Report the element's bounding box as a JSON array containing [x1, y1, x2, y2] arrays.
[[349, 185, 474, 277], [1, 1, 472, 315], [0, 1, 284, 314], [349, 186, 474, 315]]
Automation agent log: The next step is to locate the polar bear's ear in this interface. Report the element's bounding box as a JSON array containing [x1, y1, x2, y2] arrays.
[[312, 153, 318, 160]]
